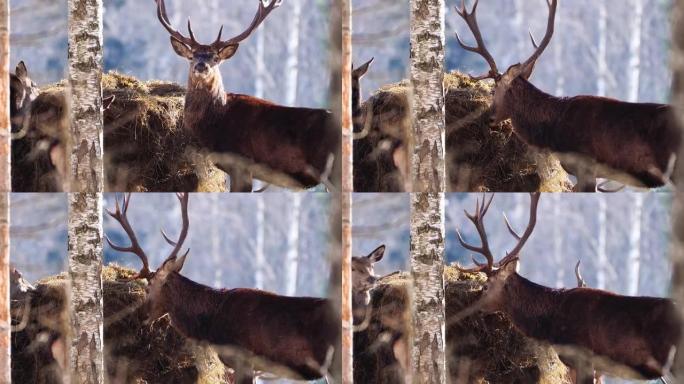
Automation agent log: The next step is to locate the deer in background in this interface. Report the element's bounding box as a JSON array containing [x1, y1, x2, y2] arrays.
[[10, 61, 39, 135], [156, 0, 340, 192], [455, 193, 680, 382], [106, 193, 338, 383], [455, 0, 680, 191]]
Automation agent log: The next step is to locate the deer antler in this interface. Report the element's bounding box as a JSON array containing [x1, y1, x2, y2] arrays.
[[522, 0, 558, 71], [456, 194, 496, 273], [575, 260, 587, 288], [160, 193, 190, 261], [454, 0, 500, 80], [155, 0, 200, 48], [212, 0, 282, 49], [105, 194, 152, 279], [498, 193, 540, 267]]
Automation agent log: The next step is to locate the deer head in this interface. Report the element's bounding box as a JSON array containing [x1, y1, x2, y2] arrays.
[[352, 245, 385, 299], [455, 0, 557, 123], [455, 193, 540, 312], [352, 58, 374, 99], [10, 61, 39, 130], [156, 0, 281, 91], [106, 193, 191, 321]]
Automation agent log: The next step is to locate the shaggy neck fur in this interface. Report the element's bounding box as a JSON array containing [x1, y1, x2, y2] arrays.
[[161, 273, 226, 341], [352, 289, 371, 324], [184, 69, 227, 125], [500, 274, 566, 341], [503, 76, 567, 149]]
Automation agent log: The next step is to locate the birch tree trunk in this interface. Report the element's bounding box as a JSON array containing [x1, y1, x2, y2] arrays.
[[254, 27, 266, 99], [626, 194, 643, 295], [0, 0, 9, 381], [254, 195, 266, 290], [552, 194, 564, 288], [670, 0, 684, 374], [284, 0, 302, 106], [68, 0, 104, 382], [596, 0, 608, 97], [409, 0, 446, 192], [627, 0, 643, 102], [341, 0, 353, 382], [285, 194, 301, 296], [211, 194, 222, 288], [596, 195, 608, 289]]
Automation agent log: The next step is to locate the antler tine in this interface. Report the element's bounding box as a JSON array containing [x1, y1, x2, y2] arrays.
[[499, 193, 541, 266], [521, 0, 557, 70], [162, 193, 190, 261], [454, 0, 500, 80], [456, 194, 496, 273], [105, 193, 152, 279], [214, 0, 282, 48], [155, 0, 198, 48], [187, 19, 199, 45], [575, 260, 587, 288], [502, 212, 521, 240]]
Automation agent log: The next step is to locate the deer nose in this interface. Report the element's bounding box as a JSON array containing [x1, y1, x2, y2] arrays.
[[195, 63, 209, 73]]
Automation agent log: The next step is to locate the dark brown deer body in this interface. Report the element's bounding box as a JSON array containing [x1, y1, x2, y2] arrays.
[[106, 194, 338, 382], [455, 0, 679, 191], [456, 193, 680, 381], [157, 0, 339, 191], [500, 76, 679, 188]]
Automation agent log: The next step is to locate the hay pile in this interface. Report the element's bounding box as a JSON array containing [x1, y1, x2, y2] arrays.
[[355, 72, 571, 192], [12, 72, 227, 192], [11, 266, 227, 384], [103, 72, 226, 192], [353, 267, 569, 384]]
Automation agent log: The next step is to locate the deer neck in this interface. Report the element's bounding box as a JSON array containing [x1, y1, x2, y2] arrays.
[[161, 273, 223, 340], [184, 70, 227, 122], [352, 289, 371, 324], [504, 77, 564, 147], [499, 274, 564, 341]]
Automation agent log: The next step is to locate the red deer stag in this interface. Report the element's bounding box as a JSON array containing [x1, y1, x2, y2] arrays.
[[156, 0, 340, 192], [455, 193, 680, 382], [455, 0, 680, 191], [106, 193, 338, 383]]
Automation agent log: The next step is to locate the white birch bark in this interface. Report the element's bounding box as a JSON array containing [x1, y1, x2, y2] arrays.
[[596, 196, 608, 289], [284, 0, 302, 106], [626, 194, 643, 295], [0, 0, 9, 381], [68, 0, 104, 382], [284, 194, 301, 296], [596, 0, 608, 97], [409, 0, 446, 192], [627, 0, 643, 102], [410, 193, 446, 384], [254, 195, 265, 290], [67, 193, 104, 384]]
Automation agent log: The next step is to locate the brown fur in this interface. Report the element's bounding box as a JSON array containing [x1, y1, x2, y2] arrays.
[[500, 76, 680, 188]]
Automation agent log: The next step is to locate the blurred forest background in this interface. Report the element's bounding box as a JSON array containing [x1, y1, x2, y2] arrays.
[[354, 0, 673, 104], [10, 0, 333, 109], [11, 193, 334, 299]]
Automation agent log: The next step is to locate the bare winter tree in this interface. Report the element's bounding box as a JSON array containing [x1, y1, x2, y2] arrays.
[[0, 0, 9, 382], [409, 0, 447, 382], [672, 0, 684, 375], [285, 194, 302, 295], [628, 0, 644, 102], [67, 0, 104, 382]]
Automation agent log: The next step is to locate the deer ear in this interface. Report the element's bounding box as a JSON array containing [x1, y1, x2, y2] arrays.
[[218, 44, 239, 61], [520, 62, 536, 80], [367, 245, 385, 263], [352, 57, 374, 79], [172, 252, 188, 272], [15, 61, 28, 81], [500, 259, 519, 277], [170, 37, 193, 60]]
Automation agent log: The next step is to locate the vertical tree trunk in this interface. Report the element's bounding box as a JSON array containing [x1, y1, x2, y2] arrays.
[[0, 0, 9, 382], [626, 194, 643, 295], [285, 194, 301, 296], [409, 0, 446, 192], [596, 0, 608, 97], [552, 194, 564, 288], [596, 195, 608, 289], [670, 0, 684, 374], [285, 0, 302, 106], [211, 194, 222, 288], [627, 0, 643, 102], [341, 0, 353, 382], [409, 1, 446, 381], [254, 195, 266, 290], [68, 0, 104, 382], [254, 27, 266, 99], [553, 1, 564, 96]]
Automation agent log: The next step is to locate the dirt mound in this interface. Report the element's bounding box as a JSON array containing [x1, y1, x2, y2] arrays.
[[353, 267, 569, 383], [11, 266, 226, 384], [354, 72, 571, 192]]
